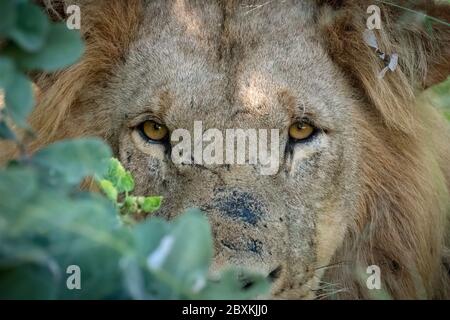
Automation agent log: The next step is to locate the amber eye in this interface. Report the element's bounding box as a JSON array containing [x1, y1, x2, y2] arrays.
[[140, 120, 169, 142], [288, 122, 316, 141]]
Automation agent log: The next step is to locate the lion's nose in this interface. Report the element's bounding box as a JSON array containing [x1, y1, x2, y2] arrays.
[[268, 266, 283, 283], [237, 265, 283, 290], [212, 188, 265, 226]]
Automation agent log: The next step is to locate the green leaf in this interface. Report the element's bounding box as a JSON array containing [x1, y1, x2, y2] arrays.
[[445, 111, 450, 122], [423, 76, 450, 120], [132, 218, 172, 257], [14, 192, 120, 239], [106, 158, 126, 178], [140, 196, 163, 213], [121, 196, 139, 215], [105, 158, 126, 184], [9, 2, 50, 52], [1, 191, 127, 299], [0, 0, 17, 36], [104, 158, 135, 193], [4, 72, 34, 127], [0, 120, 16, 140], [13, 23, 85, 71], [120, 172, 135, 193], [32, 138, 112, 186], [99, 179, 118, 202], [124, 219, 173, 299], [0, 167, 38, 214], [0, 263, 59, 300], [0, 56, 16, 88], [146, 209, 214, 293], [119, 255, 157, 299], [431, 77, 450, 108]]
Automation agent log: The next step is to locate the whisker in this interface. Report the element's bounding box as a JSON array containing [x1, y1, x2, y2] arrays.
[[314, 288, 348, 300], [314, 260, 349, 271]]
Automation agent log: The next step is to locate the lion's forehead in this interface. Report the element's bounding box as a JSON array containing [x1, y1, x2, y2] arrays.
[[114, 0, 351, 128]]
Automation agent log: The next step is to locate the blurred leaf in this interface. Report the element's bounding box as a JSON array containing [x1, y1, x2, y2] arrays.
[[132, 218, 171, 257], [431, 76, 450, 107], [0, 120, 16, 140], [423, 76, 450, 121], [445, 111, 450, 121], [99, 179, 118, 202], [56, 243, 124, 300], [0, 263, 60, 300], [0, 167, 38, 214], [124, 219, 173, 299], [13, 23, 84, 71], [31, 139, 112, 186], [119, 255, 156, 300], [0, 0, 17, 36], [1, 192, 127, 299], [9, 2, 50, 52], [4, 72, 33, 127], [147, 209, 214, 294], [0, 56, 16, 88]]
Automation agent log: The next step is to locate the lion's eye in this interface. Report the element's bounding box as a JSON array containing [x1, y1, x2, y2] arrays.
[[288, 122, 316, 141], [139, 120, 169, 142]]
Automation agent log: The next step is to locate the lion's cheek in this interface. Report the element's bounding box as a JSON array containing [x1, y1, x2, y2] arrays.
[[315, 204, 349, 276]]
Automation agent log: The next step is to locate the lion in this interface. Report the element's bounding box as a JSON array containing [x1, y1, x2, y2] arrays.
[[1, 0, 449, 299]]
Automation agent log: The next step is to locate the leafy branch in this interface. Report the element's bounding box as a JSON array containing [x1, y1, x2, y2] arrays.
[[98, 158, 163, 218]]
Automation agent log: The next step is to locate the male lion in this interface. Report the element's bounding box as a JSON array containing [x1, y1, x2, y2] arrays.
[[1, 0, 450, 299]]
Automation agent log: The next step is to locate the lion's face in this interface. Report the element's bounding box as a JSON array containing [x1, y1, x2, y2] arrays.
[[2, 0, 443, 300], [82, 0, 362, 298]]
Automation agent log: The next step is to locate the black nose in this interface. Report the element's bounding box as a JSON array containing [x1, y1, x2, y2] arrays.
[[213, 189, 265, 225], [268, 266, 283, 282], [239, 266, 283, 291]]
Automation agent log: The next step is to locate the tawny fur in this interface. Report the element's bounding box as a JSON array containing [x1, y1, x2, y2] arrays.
[[1, 0, 449, 299]]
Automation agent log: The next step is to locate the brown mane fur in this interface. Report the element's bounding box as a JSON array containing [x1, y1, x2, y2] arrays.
[[1, 0, 449, 299], [317, 0, 450, 298], [1, 0, 143, 159]]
